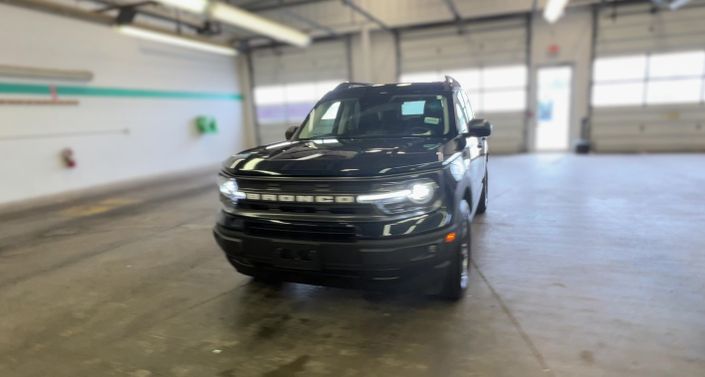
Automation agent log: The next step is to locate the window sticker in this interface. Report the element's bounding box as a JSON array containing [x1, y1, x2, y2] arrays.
[[424, 117, 440, 125], [402, 100, 425, 115]]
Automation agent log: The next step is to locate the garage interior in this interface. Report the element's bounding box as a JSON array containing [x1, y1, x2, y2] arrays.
[[1, 0, 704, 376]]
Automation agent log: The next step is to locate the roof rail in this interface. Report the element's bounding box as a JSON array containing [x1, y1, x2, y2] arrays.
[[444, 75, 461, 87], [334, 81, 373, 90]]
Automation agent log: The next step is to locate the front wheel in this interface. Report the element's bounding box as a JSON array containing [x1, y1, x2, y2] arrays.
[[440, 201, 472, 300]]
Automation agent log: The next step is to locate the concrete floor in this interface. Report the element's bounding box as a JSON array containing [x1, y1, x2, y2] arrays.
[[1, 154, 704, 377]]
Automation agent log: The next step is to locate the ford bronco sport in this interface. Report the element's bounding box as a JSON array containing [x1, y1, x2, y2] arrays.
[[213, 77, 492, 299]]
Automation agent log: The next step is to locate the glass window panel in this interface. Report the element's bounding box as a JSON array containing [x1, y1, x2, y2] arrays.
[[483, 89, 526, 112], [256, 104, 287, 124], [646, 78, 702, 104], [254, 85, 285, 105], [455, 103, 468, 127], [648, 51, 705, 79], [483, 65, 527, 89], [400, 72, 442, 83], [454, 93, 469, 133], [284, 83, 317, 102], [460, 90, 475, 120], [445, 69, 480, 89], [592, 82, 644, 106], [321, 101, 341, 120], [593, 55, 647, 82]]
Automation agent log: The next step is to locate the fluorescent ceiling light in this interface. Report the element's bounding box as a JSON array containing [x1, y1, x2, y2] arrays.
[[544, 0, 570, 23], [156, 0, 208, 13], [117, 25, 236, 56], [209, 3, 310, 47], [155, 0, 311, 47]]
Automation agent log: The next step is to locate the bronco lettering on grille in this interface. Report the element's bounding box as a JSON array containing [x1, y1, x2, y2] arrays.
[[244, 192, 356, 204]]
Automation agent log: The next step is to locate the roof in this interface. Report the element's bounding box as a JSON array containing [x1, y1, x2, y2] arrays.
[[322, 76, 461, 101]]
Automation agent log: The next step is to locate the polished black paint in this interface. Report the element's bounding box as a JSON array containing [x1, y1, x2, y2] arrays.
[[223, 137, 459, 177], [214, 80, 490, 290], [467, 118, 493, 137]]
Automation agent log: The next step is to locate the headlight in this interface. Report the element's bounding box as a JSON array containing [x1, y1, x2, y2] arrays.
[[218, 175, 246, 201], [408, 182, 434, 204], [357, 180, 436, 205]]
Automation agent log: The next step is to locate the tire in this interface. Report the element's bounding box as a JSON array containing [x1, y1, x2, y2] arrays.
[[476, 169, 488, 215], [440, 201, 472, 300]]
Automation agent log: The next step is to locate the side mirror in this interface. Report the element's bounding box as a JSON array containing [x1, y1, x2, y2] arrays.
[[285, 126, 298, 140], [466, 118, 492, 137]]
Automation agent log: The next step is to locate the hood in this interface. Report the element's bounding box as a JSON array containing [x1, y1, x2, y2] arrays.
[[223, 138, 457, 177]]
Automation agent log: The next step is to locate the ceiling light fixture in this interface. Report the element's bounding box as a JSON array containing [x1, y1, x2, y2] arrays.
[[544, 0, 570, 23], [117, 25, 237, 56], [155, 0, 209, 13], [154, 0, 311, 47]]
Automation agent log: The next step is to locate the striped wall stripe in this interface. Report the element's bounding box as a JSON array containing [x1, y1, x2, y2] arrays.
[[0, 82, 242, 101]]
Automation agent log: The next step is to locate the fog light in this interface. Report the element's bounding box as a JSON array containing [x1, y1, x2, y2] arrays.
[[444, 232, 457, 243]]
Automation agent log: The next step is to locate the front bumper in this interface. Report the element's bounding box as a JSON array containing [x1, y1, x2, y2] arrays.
[[213, 217, 459, 290]]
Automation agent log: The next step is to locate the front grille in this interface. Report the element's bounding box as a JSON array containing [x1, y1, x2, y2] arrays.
[[237, 201, 374, 215], [234, 177, 380, 216], [245, 220, 357, 242], [232, 174, 439, 217], [236, 178, 376, 194]]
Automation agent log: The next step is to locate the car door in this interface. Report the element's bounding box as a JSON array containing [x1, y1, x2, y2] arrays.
[[455, 90, 484, 210]]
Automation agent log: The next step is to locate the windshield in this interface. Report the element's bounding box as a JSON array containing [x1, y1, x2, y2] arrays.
[[296, 93, 451, 139]]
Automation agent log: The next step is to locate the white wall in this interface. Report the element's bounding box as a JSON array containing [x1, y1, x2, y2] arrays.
[[0, 4, 245, 205], [350, 31, 397, 83], [590, 1, 705, 153], [529, 8, 594, 151]]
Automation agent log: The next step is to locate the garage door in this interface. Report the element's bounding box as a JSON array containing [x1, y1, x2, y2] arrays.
[[399, 18, 529, 154], [251, 41, 349, 144], [591, 2, 705, 152]]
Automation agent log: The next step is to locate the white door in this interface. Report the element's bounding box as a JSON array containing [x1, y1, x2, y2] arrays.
[[535, 66, 572, 151]]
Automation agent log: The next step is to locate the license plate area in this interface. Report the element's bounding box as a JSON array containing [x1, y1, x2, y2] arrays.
[[273, 244, 321, 270]]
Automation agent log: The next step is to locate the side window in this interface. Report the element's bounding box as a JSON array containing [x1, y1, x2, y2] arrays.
[[454, 92, 469, 133], [460, 90, 475, 120]]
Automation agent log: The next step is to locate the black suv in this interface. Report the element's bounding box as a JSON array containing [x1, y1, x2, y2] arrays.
[[213, 77, 491, 299]]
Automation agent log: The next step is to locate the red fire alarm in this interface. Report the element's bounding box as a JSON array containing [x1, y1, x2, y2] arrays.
[[547, 44, 561, 57], [61, 148, 76, 168]]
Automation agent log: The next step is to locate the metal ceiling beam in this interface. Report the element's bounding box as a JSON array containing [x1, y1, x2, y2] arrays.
[[237, 0, 333, 12], [280, 8, 337, 37], [0, 0, 236, 50], [441, 0, 464, 34], [86, 0, 206, 32], [94, 0, 156, 13], [341, 0, 390, 32], [0, 0, 114, 25]]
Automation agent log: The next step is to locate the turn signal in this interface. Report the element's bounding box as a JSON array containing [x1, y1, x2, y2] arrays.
[[444, 232, 457, 243]]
